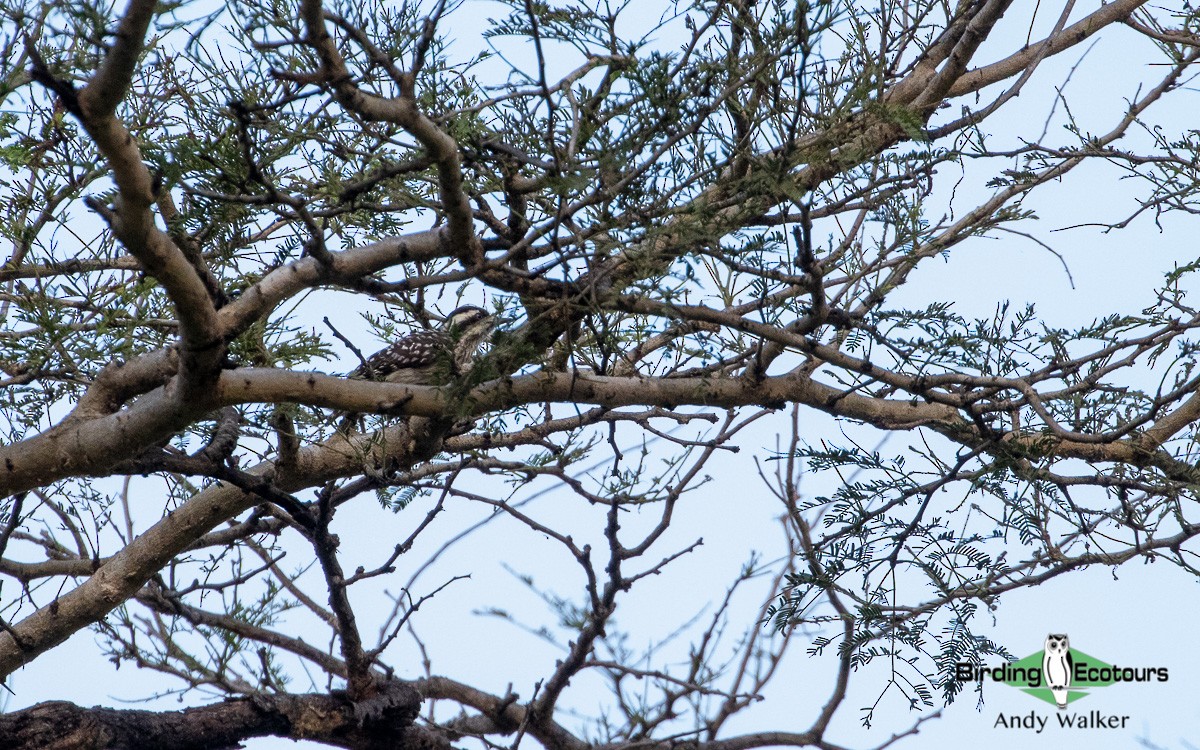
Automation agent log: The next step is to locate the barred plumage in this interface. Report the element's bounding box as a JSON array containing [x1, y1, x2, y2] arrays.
[[349, 306, 496, 386]]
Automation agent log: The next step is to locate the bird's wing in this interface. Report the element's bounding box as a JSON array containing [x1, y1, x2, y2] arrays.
[[351, 329, 450, 380]]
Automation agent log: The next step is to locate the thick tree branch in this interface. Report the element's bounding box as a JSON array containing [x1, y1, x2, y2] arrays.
[[220, 367, 1200, 484], [0, 420, 445, 679], [0, 229, 455, 496], [297, 0, 480, 266], [0, 685, 425, 750], [28, 0, 222, 395], [946, 0, 1149, 98], [213, 366, 960, 430], [76, 0, 156, 117], [4, 3, 1197, 747], [216, 230, 450, 339]]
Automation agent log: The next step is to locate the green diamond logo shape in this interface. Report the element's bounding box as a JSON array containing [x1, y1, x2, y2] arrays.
[[1000, 647, 1117, 707]]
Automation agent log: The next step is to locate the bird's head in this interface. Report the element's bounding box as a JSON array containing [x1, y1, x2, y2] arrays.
[[442, 305, 498, 345]]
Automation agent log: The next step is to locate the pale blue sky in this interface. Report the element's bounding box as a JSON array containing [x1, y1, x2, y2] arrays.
[[5, 2, 1200, 749]]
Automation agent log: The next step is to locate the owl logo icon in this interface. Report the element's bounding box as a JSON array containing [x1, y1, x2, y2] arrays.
[[1042, 633, 1073, 709]]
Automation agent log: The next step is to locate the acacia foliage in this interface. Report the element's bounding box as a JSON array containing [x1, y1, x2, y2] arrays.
[[1, 1, 1199, 748]]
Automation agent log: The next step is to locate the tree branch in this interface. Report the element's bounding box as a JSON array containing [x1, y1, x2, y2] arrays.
[[0, 686, 425, 750], [0, 420, 446, 679]]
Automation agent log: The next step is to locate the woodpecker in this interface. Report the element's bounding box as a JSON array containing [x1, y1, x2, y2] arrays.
[[350, 305, 497, 385]]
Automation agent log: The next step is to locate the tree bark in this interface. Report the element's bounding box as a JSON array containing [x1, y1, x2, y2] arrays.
[[0, 683, 427, 750]]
